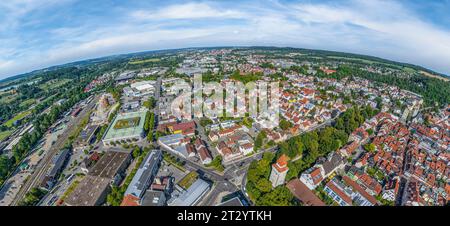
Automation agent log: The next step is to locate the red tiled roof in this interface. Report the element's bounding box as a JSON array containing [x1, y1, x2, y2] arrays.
[[198, 147, 212, 161], [120, 194, 140, 206], [287, 179, 326, 206], [343, 176, 377, 205], [326, 181, 352, 205]]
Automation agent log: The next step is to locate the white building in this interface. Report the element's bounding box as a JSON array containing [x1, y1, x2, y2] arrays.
[[269, 154, 289, 187]]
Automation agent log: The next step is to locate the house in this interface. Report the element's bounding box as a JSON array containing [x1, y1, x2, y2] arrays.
[[324, 179, 353, 206], [198, 147, 212, 165], [208, 131, 219, 142], [216, 141, 242, 162], [239, 143, 254, 156], [300, 167, 324, 190], [170, 121, 196, 137], [186, 144, 196, 158], [321, 152, 345, 178]]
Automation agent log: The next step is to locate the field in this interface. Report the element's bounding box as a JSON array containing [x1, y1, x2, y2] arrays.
[[129, 58, 161, 65], [113, 117, 141, 129], [4, 110, 32, 127], [0, 93, 18, 104], [178, 171, 199, 190], [19, 98, 36, 108], [328, 56, 409, 70], [0, 130, 13, 141], [39, 79, 71, 90], [420, 71, 450, 82]]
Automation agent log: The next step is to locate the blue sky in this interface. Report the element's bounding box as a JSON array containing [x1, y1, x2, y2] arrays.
[[0, 0, 449, 79]]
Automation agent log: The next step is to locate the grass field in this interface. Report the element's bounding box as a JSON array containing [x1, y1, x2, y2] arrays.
[[178, 171, 199, 190], [0, 93, 18, 104], [113, 117, 141, 129], [39, 79, 71, 90], [129, 58, 160, 65], [4, 110, 32, 127], [0, 130, 13, 141], [420, 71, 449, 81], [19, 98, 36, 108]]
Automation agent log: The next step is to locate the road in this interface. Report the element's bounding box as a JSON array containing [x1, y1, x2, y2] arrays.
[[11, 95, 99, 206], [184, 116, 337, 206]]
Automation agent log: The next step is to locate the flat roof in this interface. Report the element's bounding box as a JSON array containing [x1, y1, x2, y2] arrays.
[[65, 175, 110, 206], [88, 151, 130, 179], [141, 190, 166, 206], [124, 150, 162, 198], [169, 179, 210, 206], [103, 110, 147, 141], [217, 197, 244, 206]]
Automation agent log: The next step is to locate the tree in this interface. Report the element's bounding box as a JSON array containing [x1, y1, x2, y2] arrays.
[[132, 146, 141, 158], [279, 119, 293, 130], [257, 186, 294, 206], [199, 118, 213, 127], [254, 131, 267, 151], [364, 143, 376, 153]]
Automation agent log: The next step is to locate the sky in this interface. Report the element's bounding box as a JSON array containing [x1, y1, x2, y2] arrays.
[[0, 0, 450, 79]]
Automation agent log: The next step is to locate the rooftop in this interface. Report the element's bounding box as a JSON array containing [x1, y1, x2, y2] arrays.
[[103, 110, 147, 141], [88, 150, 130, 179]]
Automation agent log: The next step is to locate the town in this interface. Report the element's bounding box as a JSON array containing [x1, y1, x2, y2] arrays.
[[0, 47, 448, 206]]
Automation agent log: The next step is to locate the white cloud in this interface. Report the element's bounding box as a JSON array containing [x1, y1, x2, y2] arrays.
[[1, 0, 450, 79], [131, 2, 246, 20]]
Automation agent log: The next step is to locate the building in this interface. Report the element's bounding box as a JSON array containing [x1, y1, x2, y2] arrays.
[[197, 147, 212, 165], [300, 167, 324, 190], [158, 134, 190, 158], [73, 125, 99, 151], [323, 176, 378, 206], [141, 190, 167, 206], [216, 197, 244, 206], [102, 109, 147, 146], [64, 175, 111, 206], [124, 150, 162, 198], [65, 150, 131, 206], [286, 179, 325, 206], [41, 149, 70, 190], [239, 143, 254, 155], [168, 179, 210, 206], [269, 154, 289, 187]]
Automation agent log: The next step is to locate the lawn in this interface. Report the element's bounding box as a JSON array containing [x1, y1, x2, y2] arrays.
[[0, 130, 13, 141], [4, 110, 32, 127], [19, 98, 36, 108], [178, 171, 199, 190], [113, 117, 141, 129], [39, 79, 71, 91], [129, 58, 161, 65], [0, 93, 18, 104]]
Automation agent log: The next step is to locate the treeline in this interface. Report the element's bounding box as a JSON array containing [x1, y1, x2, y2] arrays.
[[322, 65, 450, 108], [144, 111, 155, 142]]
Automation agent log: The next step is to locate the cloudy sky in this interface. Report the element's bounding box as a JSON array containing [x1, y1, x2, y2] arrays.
[[0, 0, 449, 79]]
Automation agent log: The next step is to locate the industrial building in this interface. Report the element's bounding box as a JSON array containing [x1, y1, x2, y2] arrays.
[[124, 150, 162, 198], [65, 150, 131, 206]]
